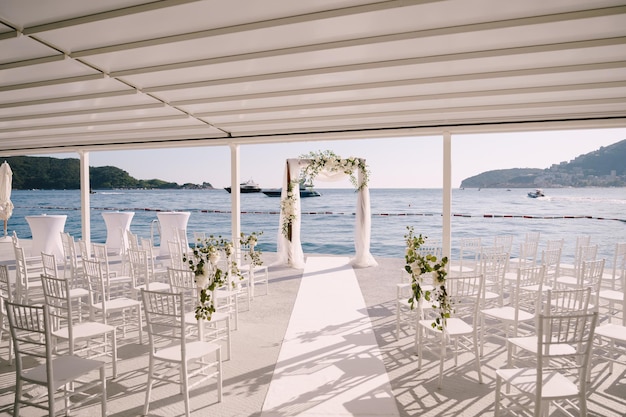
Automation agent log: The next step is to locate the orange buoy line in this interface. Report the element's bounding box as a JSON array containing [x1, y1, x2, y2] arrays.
[[17, 206, 626, 223]]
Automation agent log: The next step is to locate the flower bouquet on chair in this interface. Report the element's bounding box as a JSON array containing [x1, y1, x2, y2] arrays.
[[183, 235, 233, 320]]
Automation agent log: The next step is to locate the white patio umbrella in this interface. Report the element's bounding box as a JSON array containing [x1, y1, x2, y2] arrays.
[[0, 161, 14, 240]]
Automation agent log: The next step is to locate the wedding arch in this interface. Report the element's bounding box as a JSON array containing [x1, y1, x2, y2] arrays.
[[276, 150, 377, 269]]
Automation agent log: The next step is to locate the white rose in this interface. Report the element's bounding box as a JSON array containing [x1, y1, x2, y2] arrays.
[[195, 272, 209, 289], [209, 251, 221, 265]]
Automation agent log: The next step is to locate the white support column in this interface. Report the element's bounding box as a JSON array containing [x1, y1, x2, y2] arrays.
[[442, 132, 452, 261], [230, 144, 241, 249], [79, 150, 91, 244]]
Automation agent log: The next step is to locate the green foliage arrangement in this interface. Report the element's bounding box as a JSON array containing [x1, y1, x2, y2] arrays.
[[182, 235, 242, 321], [404, 226, 450, 331], [240, 231, 264, 268]]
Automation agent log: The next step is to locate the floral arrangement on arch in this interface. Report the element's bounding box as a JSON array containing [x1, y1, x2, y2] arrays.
[[300, 150, 369, 191], [404, 226, 450, 331], [182, 235, 243, 321], [281, 150, 370, 239]]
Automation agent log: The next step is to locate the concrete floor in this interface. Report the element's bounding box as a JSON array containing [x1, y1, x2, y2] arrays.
[[0, 240, 624, 416]]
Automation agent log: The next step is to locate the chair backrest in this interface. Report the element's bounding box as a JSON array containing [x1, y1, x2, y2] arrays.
[[60, 232, 73, 275], [5, 300, 54, 384], [457, 237, 482, 271], [572, 244, 598, 276], [126, 230, 139, 251], [545, 238, 564, 251], [535, 311, 597, 392], [41, 252, 59, 278], [91, 243, 108, 262], [615, 250, 626, 291], [141, 289, 185, 349], [167, 267, 198, 313], [129, 248, 152, 289], [84, 258, 109, 309], [140, 237, 152, 252], [446, 271, 484, 319], [176, 228, 189, 253], [517, 240, 539, 268], [168, 240, 184, 269], [493, 235, 513, 254], [480, 247, 508, 286], [139, 237, 162, 275], [607, 242, 626, 289], [0, 265, 13, 330], [540, 248, 562, 285], [13, 246, 32, 300], [0, 264, 13, 303], [545, 287, 591, 314], [168, 266, 196, 291], [40, 274, 76, 353], [91, 243, 117, 279], [61, 233, 80, 277], [579, 259, 605, 309], [77, 239, 89, 260], [514, 265, 545, 312]]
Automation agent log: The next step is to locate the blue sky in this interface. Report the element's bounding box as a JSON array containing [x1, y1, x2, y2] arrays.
[[57, 128, 626, 189]]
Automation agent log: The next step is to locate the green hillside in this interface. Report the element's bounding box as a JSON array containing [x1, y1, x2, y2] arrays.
[[460, 139, 626, 188], [1, 156, 213, 190]]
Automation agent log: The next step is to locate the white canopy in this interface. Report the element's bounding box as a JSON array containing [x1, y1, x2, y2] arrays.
[[0, 1, 624, 155]]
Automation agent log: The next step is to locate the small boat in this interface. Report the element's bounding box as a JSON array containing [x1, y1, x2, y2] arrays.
[[224, 179, 261, 193], [262, 182, 321, 198], [527, 188, 545, 198]]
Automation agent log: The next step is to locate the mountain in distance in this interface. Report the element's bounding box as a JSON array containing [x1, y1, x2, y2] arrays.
[[1, 156, 214, 190], [460, 138, 626, 188]]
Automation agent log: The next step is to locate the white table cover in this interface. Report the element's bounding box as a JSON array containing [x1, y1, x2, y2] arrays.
[[102, 211, 134, 253], [156, 212, 190, 256], [25, 214, 67, 259]]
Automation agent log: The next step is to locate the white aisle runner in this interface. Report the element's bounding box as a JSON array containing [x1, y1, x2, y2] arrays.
[[261, 256, 399, 417]]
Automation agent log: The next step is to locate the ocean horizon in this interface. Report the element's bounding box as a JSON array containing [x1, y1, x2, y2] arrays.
[[6, 187, 625, 265]]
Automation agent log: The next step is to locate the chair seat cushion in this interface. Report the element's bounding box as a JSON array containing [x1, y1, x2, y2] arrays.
[[53, 321, 116, 340], [595, 323, 626, 342], [496, 367, 578, 398], [507, 336, 576, 355], [135, 282, 170, 292], [155, 340, 220, 362], [419, 317, 472, 335], [23, 355, 104, 390], [481, 306, 534, 322], [69, 288, 89, 298], [598, 289, 624, 302]]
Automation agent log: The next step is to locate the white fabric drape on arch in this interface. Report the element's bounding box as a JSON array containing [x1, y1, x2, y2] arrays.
[[276, 158, 377, 268]]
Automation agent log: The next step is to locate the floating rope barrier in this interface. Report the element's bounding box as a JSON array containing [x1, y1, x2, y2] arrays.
[[16, 205, 626, 223]]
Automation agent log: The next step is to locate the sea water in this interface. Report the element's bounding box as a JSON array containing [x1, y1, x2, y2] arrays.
[[7, 188, 626, 265]]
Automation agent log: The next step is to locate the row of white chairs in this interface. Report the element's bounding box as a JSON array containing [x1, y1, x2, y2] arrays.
[[2, 227, 271, 416], [1, 264, 233, 416], [396, 237, 626, 416]]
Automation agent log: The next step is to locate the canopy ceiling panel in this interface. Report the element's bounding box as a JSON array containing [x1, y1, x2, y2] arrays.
[[0, 0, 625, 155], [0, 92, 160, 119], [0, 78, 135, 105]]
